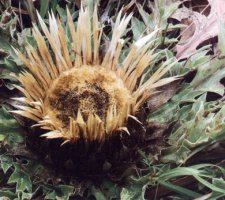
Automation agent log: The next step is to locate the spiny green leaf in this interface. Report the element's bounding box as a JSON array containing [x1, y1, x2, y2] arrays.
[[8, 164, 32, 193], [120, 186, 143, 200], [137, 4, 154, 29], [138, 0, 181, 31], [0, 188, 17, 199], [148, 50, 211, 122], [148, 87, 204, 124], [131, 17, 145, 40], [160, 94, 225, 164], [1, 157, 13, 174], [120, 188, 142, 200], [191, 58, 225, 96], [40, 0, 50, 18], [0, 107, 24, 146], [43, 184, 74, 200]]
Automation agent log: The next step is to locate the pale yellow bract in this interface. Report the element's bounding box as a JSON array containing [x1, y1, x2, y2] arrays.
[[12, 6, 177, 144]]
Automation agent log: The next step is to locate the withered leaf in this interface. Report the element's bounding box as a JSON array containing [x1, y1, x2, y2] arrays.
[[175, 0, 225, 59]]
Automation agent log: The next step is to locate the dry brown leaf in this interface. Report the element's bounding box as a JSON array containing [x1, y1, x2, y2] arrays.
[[171, 7, 196, 42], [175, 0, 225, 59], [147, 80, 181, 112]]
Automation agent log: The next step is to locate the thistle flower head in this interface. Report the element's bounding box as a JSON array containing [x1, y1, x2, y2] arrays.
[[13, 6, 176, 144]]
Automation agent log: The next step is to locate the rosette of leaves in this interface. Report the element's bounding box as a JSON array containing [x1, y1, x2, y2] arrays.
[[5, 1, 181, 178]]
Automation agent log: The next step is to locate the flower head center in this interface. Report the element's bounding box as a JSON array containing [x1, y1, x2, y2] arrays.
[[44, 65, 132, 133]]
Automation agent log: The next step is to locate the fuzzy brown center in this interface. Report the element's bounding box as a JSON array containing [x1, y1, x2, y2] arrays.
[[44, 65, 132, 131], [48, 83, 109, 126]]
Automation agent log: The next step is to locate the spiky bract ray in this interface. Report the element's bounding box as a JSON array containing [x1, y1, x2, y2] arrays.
[[13, 6, 177, 144]]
